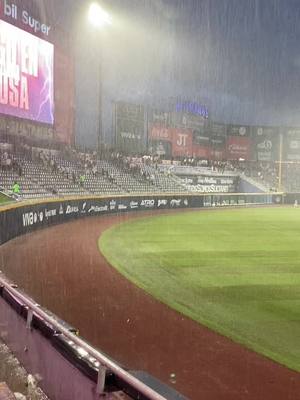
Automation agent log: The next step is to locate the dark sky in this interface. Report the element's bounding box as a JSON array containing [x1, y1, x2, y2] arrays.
[[53, 0, 300, 146]]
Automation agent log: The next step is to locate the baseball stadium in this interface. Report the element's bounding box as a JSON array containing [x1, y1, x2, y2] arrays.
[[0, 1, 300, 400]]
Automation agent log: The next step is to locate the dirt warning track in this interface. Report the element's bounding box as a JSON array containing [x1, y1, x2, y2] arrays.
[[0, 211, 299, 400]]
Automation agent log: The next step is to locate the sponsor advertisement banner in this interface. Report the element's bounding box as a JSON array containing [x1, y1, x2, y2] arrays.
[[0, 195, 203, 245], [171, 111, 207, 131], [283, 128, 300, 161], [171, 128, 193, 157], [227, 124, 251, 137], [149, 125, 172, 141], [251, 126, 278, 136], [226, 136, 252, 160], [207, 121, 227, 136], [193, 130, 210, 146], [179, 175, 236, 193], [115, 102, 144, 121], [210, 135, 226, 160], [255, 137, 274, 161], [252, 126, 278, 161], [148, 109, 171, 127], [0, 19, 54, 125], [115, 102, 145, 153]]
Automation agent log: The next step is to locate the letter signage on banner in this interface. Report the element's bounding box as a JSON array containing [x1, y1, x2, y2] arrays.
[[171, 128, 193, 157], [283, 128, 300, 161], [149, 125, 172, 141], [252, 127, 278, 161], [148, 109, 171, 127], [0, 19, 54, 125], [207, 122, 227, 136], [171, 111, 207, 131], [210, 135, 226, 160], [226, 136, 252, 160], [115, 102, 145, 153], [227, 124, 251, 137]]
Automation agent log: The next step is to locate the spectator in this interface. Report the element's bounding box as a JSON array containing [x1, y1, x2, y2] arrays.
[[12, 181, 20, 195], [79, 174, 86, 187]]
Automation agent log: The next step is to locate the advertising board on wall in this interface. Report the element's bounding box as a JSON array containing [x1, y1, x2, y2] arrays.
[[226, 136, 252, 160], [252, 126, 278, 162], [179, 175, 236, 193], [115, 102, 145, 153], [283, 128, 300, 161], [0, 195, 203, 245], [171, 128, 193, 157], [148, 109, 171, 127], [227, 124, 251, 137], [0, 19, 54, 125]]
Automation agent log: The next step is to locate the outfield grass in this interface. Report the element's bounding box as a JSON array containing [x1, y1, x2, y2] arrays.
[[99, 207, 300, 371]]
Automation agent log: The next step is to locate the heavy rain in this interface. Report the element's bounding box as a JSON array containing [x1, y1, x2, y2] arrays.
[[0, 1, 299, 400]]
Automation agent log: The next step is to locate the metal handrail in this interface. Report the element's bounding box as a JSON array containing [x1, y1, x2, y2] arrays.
[[0, 275, 168, 400]]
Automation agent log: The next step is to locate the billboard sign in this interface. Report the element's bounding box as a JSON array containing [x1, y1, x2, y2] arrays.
[[0, 19, 54, 125], [284, 128, 300, 161], [227, 124, 251, 137], [252, 126, 278, 161], [115, 102, 145, 153], [226, 136, 252, 160], [171, 128, 193, 157]]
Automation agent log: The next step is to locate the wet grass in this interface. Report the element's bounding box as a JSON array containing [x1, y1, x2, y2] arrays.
[[0, 193, 13, 205], [99, 207, 300, 372]]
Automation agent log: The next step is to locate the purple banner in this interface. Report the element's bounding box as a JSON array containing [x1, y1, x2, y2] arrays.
[[0, 19, 54, 124]]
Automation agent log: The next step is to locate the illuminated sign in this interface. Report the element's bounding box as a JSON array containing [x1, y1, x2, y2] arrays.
[[0, 19, 54, 125], [176, 101, 208, 118], [3, 0, 51, 36]]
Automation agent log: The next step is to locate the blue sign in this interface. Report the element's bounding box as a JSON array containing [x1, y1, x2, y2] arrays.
[[176, 102, 208, 118]]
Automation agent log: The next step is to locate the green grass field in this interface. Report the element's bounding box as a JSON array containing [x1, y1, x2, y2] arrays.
[[0, 192, 13, 205], [99, 207, 300, 371]]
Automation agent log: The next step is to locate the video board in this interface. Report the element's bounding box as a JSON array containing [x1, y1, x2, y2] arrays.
[[0, 19, 54, 125]]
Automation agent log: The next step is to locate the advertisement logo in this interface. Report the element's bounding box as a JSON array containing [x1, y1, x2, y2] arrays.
[[257, 140, 272, 150], [290, 140, 300, 150], [0, 19, 54, 125], [170, 199, 181, 207], [239, 127, 246, 136], [44, 209, 56, 219], [81, 202, 87, 214], [176, 133, 188, 147], [130, 201, 139, 209], [4, 0, 51, 36], [22, 210, 44, 227], [140, 199, 155, 208], [118, 204, 128, 210], [88, 205, 108, 213], [109, 200, 117, 210], [158, 199, 168, 207], [66, 205, 79, 215]]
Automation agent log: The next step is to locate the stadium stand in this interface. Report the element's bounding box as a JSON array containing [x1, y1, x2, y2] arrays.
[[1, 141, 287, 200]]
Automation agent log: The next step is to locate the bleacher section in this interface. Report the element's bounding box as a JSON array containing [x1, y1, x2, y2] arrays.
[[1, 146, 286, 200], [0, 153, 192, 200]]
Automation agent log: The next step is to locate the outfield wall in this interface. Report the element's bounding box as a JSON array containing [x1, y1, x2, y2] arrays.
[[0, 192, 283, 400], [0, 192, 281, 245]]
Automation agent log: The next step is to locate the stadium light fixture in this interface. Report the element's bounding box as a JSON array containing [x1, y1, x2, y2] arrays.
[[88, 3, 112, 28]]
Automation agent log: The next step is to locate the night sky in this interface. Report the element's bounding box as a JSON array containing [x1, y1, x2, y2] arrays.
[[53, 0, 300, 146]]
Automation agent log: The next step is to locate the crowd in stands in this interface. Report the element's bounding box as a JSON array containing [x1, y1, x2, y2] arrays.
[[1, 136, 300, 200]]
